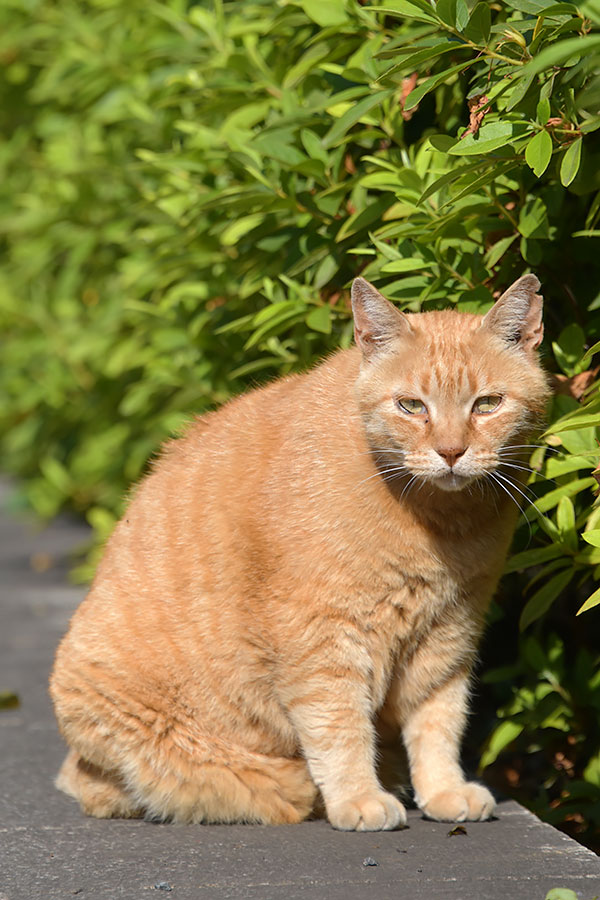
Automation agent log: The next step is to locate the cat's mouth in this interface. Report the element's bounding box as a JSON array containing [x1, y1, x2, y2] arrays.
[[434, 472, 474, 492]]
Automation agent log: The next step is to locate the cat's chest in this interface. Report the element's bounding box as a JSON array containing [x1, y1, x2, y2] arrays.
[[364, 566, 458, 641]]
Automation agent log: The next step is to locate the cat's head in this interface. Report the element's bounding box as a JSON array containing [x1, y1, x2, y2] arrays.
[[352, 276, 550, 493]]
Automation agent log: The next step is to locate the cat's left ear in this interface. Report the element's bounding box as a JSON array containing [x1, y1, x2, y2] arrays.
[[351, 277, 411, 360], [482, 274, 543, 353]]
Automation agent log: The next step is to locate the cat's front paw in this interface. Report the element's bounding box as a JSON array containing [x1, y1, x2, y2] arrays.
[[421, 782, 495, 822], [328, 790, 407, 832]]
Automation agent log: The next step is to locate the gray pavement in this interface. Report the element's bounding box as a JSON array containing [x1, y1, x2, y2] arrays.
[[1, 478, 599, 900]]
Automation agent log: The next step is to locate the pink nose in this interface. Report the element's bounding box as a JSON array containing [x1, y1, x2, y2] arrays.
[[436, 447, 467, 468]]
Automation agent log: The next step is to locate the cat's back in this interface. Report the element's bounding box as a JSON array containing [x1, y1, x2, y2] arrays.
[[55, 347, 363, 637]]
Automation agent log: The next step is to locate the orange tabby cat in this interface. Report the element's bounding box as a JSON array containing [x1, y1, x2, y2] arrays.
[[50, 275, 549, 830]]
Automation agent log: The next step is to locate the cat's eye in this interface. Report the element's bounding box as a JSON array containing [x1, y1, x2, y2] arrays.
[[397, 398, 427, 415], [473, 395, 502, 415]]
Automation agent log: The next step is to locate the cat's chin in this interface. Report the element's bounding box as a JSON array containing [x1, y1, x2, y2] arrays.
[[433, 473, 474, 492]]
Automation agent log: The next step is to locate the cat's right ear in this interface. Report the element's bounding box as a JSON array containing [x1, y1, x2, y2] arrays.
[[351, 278, 411, 360], [482, 274, 543, 353]]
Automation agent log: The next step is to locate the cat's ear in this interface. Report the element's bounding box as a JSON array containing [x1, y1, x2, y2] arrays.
[[351, 278, 411, 359], [482, 274, 543, 352]]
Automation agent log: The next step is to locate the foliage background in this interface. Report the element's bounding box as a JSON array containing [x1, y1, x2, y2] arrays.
[[1, 0, 600, 848]]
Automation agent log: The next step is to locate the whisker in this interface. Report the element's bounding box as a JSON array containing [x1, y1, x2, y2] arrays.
[[498, 461, 557, 485], [485, 476, 501, 516], [513, 449, 600, 458], [493, 470, 547, 522], [361, 447, 406, 456], [487, 472, 533, 543], [400, 474, 420, 502], [356, 465, 410, 488], [382, 468, 411, 484], [500, 444, 561, 454]]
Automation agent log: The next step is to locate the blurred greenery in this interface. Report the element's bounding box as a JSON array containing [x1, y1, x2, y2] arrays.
[[1, 0, 600, 848]]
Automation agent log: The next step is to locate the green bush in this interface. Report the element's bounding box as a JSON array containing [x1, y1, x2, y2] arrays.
[[1, 0, 600, 847]]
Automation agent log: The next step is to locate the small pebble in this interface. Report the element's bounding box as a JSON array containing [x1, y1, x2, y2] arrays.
[[362, 856, 378, 867], [154, 883, 172, 892]]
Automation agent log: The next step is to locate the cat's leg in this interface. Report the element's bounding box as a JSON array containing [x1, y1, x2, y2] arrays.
[[400, 668, 495, 822], [279, 669, 406, 831], [56, 749, 142, 819], [380, 601, 495, 824]]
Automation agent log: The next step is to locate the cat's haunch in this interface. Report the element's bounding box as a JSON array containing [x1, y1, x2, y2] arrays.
[[50, 276, 549, 830]]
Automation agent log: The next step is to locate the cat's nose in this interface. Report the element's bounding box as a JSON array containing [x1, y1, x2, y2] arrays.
[[436, 446, 467, 468]]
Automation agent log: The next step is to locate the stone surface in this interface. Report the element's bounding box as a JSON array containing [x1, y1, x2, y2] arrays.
[[1, 479, 599, 900]]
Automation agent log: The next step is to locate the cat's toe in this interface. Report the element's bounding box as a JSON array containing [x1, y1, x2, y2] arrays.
[[328, 790, 407, 831], [463, 782, 496, 820], [421, 783, 495, 822]]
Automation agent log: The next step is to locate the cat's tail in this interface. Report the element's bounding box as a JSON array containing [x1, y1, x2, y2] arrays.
[[54, 729, 317, 825]]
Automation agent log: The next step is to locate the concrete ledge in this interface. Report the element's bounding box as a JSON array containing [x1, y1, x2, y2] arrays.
[[1, 480, 599, 900]]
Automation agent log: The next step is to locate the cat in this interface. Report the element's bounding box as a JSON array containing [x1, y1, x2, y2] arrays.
[[50, 274, 549, 831]]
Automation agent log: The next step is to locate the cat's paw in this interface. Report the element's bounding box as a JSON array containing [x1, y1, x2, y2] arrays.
[[328, 790, 407, 831], [421, 782, 495, 822]]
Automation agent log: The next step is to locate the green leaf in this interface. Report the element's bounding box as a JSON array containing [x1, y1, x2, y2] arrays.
[[518, 34, 600, 79], [440, 161, 516, 206], [299, 0, 349, 26], [253, 300, 301, 326], [560, 137, 582, 187], [582, 529, 600, 548], [509, 0, 554, 11], [519, 197, 550, 239], [539, 3, 583, 14], [436, 0, 468, 28], [336, 197, 393, 242], [464, 2, 491, 43], [506, 73, 535, 111], [552, 323, 585, 375], [220, 213, 264, 246], [580, 115, 600, 133], [228, 356, 286, 380], [428, 134, 459, 152], [581, 339, 600, 367], [380, 257, 431, 272], [545, 890, 580, 900], [484, 233, 518, 268], [561, 429, 598, 457], [435, 0, 457, 26], [548, 415, 600, 434], [525, 130, 553, 178], [404, 60, 474, 112], [305, 305, 332, 334], [301, 129, 329, 165], [519, 568, 574, 630], [455, 0, 469, 30], [583, 750, 600, 786], [505, 544, 568, 573], [418, 161, 482, 204], [244, 306, 306, 350], [448, 122, 529, 156], [377, 41, 456, 81], [536, 97, 550, 125], [368, 2, 438, 23], [479, 720, 524, 770], [322, 90, 393, 148], [556, 496, 577, 551], [533, 477, 597, 513]]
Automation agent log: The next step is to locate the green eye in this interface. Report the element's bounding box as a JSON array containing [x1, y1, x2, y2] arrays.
[[474, 395, 502, 414], [397, 398, 427, 415]]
